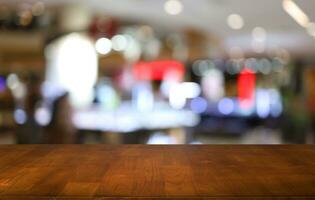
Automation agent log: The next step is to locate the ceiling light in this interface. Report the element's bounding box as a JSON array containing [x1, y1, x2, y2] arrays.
[[95, 38, 112, 55], [111, 35, 128, 51], [227, 14, 244, 30], [283, 0, 309, 27], [164, 0, 183, 15], [306, 22, 315, 37], [32, 2, 45, 16], [252, 27, 266, 42]]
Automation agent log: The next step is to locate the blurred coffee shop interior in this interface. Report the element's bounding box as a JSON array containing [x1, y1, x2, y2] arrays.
[[0, 0, 315, 144]]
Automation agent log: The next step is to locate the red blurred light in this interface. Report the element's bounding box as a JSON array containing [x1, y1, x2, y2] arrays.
[[133, 60, 185, 81], [237, 69, 256, 109]]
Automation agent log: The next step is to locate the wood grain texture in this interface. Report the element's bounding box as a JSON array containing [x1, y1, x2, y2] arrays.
[[0, 145, 314, 199]]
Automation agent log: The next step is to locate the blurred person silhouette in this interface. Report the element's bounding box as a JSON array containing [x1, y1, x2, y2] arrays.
[[45, 92, 76, 143], [16, 73, 43, 144]]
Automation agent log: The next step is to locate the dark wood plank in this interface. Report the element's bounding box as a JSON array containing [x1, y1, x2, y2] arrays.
[[0, 145, 314, 199]]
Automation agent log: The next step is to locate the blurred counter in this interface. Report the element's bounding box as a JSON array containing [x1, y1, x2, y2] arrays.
[[0, 145, 315, 199], [73, 102, 199, 133]]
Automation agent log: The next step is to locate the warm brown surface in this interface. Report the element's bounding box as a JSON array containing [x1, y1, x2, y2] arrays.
[[0, 145, 315, 199]]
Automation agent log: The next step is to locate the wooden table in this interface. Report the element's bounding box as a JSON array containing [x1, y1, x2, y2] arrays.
[[0, 145, 315, 199]]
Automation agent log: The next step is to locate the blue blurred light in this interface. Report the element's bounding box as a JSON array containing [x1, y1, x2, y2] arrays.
[[218, 98, 234, 115], [269, 89, 283, 117], [14, 109, 27, 124], [0, 76, 5, 92], [190, 97, 207, 113], [256, 89, 270, 118]]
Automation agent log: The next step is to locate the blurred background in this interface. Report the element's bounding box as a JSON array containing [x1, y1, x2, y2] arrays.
[[0, 0, 315, 144]]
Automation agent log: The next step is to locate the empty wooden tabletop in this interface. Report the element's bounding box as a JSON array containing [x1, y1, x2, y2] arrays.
[[0, 145, 315, 199]]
